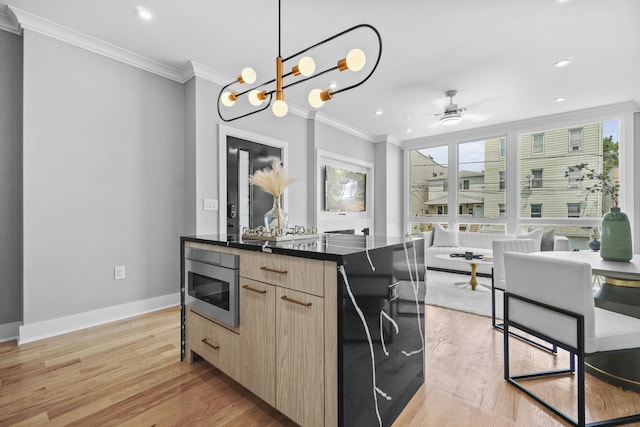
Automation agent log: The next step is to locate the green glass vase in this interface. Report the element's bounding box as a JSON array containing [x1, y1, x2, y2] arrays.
[[600, 207, 632, 261]]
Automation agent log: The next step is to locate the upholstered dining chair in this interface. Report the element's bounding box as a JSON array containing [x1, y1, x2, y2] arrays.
[[491, 239, 556, 352], [503, 252, 640, 427]]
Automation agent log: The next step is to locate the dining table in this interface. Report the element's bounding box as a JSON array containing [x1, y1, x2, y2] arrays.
[[534, 250, 640, 392]]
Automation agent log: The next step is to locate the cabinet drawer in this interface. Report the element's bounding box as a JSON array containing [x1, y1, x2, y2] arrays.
[[187, 309, 238, 377], [240, 251, 324, 296]]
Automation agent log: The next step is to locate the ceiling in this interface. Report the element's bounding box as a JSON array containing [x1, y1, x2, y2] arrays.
[[3, 0, 640, 142]]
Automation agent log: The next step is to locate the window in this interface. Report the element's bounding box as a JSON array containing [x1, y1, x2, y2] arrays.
[[531, 169, 543, 189], [499, 138, 506, 158], [532, 133, 544, 155], [498, 204, 506, 217], [443, 181, 448, 191], [437, 205, 448, 215], [409, 146, 448, 220], [567, 203, 581, 218], [569, 128, 583, 151], [499, 171, 505, 190], [531, 204, 542, 218], [566, 166, 582, 188], [460, 179, 470, 190]]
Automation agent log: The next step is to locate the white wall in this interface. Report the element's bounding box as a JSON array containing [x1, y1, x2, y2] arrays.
[[374, 140, 403, 237], [21, 30, 185, 329], [0, 30, 22, 337]]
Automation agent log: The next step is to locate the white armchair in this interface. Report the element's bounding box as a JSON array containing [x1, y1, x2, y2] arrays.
[[503, 252, 640, 426]]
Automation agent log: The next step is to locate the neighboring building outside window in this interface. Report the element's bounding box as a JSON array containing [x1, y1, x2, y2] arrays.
[[499, 138, 506, 158], [568, 203, 581, 218], [569, 128, 583, 151], [498, 204, 506, 217], [532, 133, 544, 155], [531, 169, 543, 189], [499, 171, 505, 190], [443, 181, 448, 191], [531, 203, 542, 218]]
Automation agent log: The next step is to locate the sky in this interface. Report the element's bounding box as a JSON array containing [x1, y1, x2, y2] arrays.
[[420, 119, 620, 173]]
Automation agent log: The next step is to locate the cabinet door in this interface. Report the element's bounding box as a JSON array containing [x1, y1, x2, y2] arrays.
[[237, 278, 276, 406], [187, 309, 237, 377], [276, 287, 324, 427]]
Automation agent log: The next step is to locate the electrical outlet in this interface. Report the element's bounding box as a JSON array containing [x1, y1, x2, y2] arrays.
[[114, 265, 126, 280]]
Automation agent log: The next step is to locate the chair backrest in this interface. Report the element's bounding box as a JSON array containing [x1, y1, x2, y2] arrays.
[[504, 252, 595, 351], [492, 239, 538, 287]]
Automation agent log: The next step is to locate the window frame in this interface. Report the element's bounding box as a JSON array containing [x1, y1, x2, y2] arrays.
[[569, 128, 583, 152], [499, 171, 505, 190], [530, 203, 542, 218], [532, 133, 544, 155], [567, 202, 581, 218], [531, 168, 543, 189]]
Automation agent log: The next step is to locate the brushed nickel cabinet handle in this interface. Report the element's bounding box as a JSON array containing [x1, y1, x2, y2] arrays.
[[260, 266, 288, 274], [201, 338, 220, 350], [281, 295, 312, 307], [243, 284, 267, 294]]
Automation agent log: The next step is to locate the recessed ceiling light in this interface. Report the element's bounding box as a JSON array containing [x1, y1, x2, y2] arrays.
[[136, 6, 156, 22], [554, 58, 572, 68], [554, 96, 567, 102], [405, 128, 413, 133], [328, 81, 338, 90], [374, 109, 383, 116]]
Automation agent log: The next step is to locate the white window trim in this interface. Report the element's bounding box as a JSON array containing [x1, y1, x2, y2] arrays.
[[531, 133, 544, 155]]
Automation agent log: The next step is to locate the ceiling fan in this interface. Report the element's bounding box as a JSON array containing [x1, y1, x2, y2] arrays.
[[437, 90, 465, 126]]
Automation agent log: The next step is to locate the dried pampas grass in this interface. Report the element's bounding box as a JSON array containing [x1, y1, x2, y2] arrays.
[[250, 160, 295, 196]]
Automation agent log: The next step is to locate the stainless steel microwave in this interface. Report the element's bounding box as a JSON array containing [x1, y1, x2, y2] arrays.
[[184, 247, 239, 328]]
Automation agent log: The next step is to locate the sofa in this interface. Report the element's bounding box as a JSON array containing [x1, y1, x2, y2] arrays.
[[420, 226, 570, 276]]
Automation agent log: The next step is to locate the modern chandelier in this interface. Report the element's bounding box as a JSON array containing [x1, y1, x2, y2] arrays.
[[217, 0, 382, 122]]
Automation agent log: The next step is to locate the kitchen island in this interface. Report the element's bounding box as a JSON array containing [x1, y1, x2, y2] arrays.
[[180, 233, 425, 427]]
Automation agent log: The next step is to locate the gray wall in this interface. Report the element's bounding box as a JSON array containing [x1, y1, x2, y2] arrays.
[[21, 30, 185, 324], [0, 30, 23, 326], [187, 76, 310, 233]]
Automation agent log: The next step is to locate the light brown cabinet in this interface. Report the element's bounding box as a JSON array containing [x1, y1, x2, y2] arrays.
[[184, 242, 337, 426], [237, 278, 276, 406], [186, 309, 237, 377], [276, 287, 324, 427]]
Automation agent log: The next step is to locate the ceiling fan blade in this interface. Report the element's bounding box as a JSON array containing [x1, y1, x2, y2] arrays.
[[463, 112, 490, 122]]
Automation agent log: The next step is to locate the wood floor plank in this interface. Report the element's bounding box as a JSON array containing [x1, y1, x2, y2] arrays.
[[2, 306, 640, 426]]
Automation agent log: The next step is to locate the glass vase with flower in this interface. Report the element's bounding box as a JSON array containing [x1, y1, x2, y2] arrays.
[[249, 160, 294, 233]]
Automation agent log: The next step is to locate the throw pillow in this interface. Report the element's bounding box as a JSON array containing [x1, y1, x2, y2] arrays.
[[529, 227, 555, 251], [432, 224, 460, 247], [517, 228, 543, 250], [420, 231, 434, 247]]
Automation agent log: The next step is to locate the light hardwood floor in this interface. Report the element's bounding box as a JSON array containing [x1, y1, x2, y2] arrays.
[[1, 306, 640, 426]]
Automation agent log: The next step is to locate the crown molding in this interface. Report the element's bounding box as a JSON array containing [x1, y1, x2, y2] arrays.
[[183, 61, 232, 85], [0, 5, 20, 34], [8, 6, 184, 82], [314, 111, 376, 142]]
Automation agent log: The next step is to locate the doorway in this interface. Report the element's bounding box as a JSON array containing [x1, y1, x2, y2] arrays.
[[226, 136, 282, 235]]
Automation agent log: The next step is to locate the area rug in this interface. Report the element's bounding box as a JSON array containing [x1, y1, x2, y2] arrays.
[[424, 270, 503, 319]]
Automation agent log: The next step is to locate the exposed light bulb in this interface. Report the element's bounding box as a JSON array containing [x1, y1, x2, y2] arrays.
[[346, 48, 366, 71], [240, 67, 256, 84], [297, 57, 316, 76], [308, 89, 332, 109], [220, 91, 236, 107], [272, 100, 288, 117], [308, 89, 325, 108], [248, 90, 266, 106]]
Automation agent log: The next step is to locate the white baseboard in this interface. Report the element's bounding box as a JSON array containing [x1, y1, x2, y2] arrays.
[[18, 293, 180, 344], [0, 321, 22, 343]]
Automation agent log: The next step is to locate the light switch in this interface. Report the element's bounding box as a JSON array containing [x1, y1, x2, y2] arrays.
[[203, 198, 218, 211]]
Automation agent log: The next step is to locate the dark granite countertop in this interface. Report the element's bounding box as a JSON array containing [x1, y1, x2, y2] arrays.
[[181, 234, 420, 263]]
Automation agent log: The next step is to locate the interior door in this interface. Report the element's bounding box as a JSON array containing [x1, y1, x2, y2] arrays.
[[226, 136, 282, 235]]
